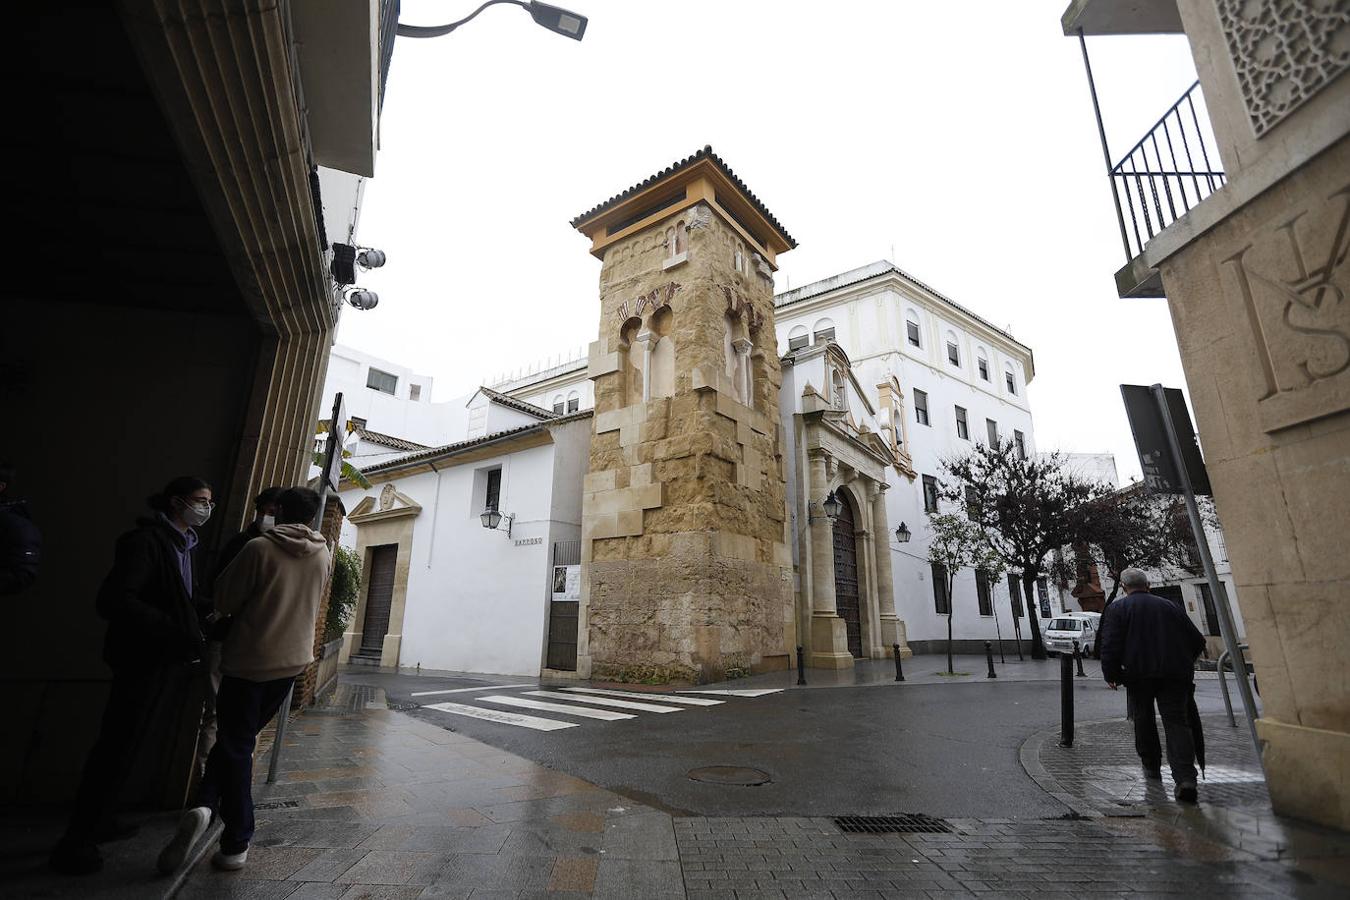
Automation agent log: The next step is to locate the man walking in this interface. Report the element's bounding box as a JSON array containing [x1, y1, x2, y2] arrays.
[[1099, 567, 1207, 803], [158, 487, 330, 874]]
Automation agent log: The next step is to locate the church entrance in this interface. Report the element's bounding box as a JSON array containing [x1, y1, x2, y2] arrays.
[[832, 495, 863, 658]]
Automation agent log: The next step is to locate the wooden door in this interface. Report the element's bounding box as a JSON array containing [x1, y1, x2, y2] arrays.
[[360, 544, 397, 654], [832, 497, 863, 658]]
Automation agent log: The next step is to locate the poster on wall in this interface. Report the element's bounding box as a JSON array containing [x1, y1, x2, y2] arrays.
[[552, 565, 581, 600]]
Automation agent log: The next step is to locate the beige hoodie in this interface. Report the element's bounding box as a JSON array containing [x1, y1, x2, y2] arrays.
[[215, 523, 332, 681]]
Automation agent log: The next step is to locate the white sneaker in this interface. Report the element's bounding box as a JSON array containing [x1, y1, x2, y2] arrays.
[[211, 847, 248, 871], [156, 807, 210, 875]]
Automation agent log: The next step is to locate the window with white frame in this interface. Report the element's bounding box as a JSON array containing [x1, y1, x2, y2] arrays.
[[923, 474, 940, 513], [977, 351, 990, 381], [787, 325, 809, 351], [1014, 429, 1027, 460], [552, 395, 565, 414], [408, 383, 422, 402], [566, 391, 580, 414], [1005, 364, 1017, 395], [366, 367, 397, 395], [914, 389, 930, 426], [955, 405, 969, 440], [946, 332, 960, 367], [932, 563, 950, 614], [813, 317, 835, 345], [905, 313, 922, 348], [986, 418, 999, 445]]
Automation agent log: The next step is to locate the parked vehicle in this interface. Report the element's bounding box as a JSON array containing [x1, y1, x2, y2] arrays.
[[1043, 613, 1100, 658]]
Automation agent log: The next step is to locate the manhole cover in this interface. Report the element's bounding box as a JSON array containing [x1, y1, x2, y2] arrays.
[[687, 766, 772, 786], [833, 814, 953, 834]]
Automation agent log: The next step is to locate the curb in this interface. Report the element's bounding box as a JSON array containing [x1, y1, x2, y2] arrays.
[[1017, 717, 1129, 820]]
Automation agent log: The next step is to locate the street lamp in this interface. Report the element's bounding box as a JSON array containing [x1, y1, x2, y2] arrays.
[[398, 1, 588, 40], [480, 507, 514, 537], [821, 490, 843, 520], [894, 522, 912, 544]]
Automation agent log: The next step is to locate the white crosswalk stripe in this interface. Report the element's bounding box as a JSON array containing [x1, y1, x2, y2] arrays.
[[415, 683, 778, 732], [423, 701, 577, 731], [478, 695, 635, 721], [558, 687, 723, 706], [523, 690, 683, 713]]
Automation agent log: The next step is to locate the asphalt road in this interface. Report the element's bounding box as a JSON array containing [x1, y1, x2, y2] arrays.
[[347, 666, 1243, 822]]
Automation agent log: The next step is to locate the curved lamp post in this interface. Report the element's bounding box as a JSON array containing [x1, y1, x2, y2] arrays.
[[398, 0, 588, 40]]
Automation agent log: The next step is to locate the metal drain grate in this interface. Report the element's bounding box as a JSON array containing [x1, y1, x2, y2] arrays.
[[833, 814, 953, 835], [254, 799, 301, 811]]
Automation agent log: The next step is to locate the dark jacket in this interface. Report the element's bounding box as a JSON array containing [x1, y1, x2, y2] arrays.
[[97, 517, 205, 669], [0, 499, 41, 595], [1099, 590, 1205, 684]]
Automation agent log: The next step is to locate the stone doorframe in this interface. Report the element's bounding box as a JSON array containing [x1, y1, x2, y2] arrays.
[[804, 449, 906, 668], [340, 484, 422, 668]]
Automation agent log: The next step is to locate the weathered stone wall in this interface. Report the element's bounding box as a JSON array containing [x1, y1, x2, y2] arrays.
[[1157, 136, 1350, 830], [581, 205, 794, 683]]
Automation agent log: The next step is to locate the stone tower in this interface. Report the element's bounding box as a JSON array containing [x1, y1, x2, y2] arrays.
[[570, 147, 797, 683]]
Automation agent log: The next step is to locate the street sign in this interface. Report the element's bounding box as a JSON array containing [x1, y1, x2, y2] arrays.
[[325, 392, 346, 491], [1120, 384, 1212, 495]]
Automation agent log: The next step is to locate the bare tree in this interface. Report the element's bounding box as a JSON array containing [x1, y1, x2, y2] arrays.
[[941, 442, 1105, 660], [926, 513, 989, 675]]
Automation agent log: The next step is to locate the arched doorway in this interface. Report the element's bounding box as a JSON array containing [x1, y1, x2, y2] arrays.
[[832, 494, 863, 658]]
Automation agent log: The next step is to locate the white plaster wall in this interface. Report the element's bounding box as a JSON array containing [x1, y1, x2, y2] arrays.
[[319, 345, 457, 445], [775, 281, 1040, 645], [344, 442, 560, 676]]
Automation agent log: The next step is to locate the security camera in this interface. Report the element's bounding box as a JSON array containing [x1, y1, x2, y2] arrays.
[[357, 248, 387, 269], [346, 289, 379, 311]]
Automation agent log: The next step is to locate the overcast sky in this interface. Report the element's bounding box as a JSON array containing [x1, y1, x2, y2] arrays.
[[336, 0, 1206, 482]]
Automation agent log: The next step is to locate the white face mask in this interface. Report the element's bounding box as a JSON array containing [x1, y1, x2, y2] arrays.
[[260, 514, 276, 532], [179, 499, 213, 528]]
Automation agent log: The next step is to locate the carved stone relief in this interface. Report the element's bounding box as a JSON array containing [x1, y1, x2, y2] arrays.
[[1219, 181, 1350, 431], [1216, 0, 1350, 137]]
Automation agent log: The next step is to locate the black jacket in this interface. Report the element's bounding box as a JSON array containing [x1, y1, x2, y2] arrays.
[[97, 517, 205, 669], [1099, 590, 1206, 684], [0, 499, 41, 596]]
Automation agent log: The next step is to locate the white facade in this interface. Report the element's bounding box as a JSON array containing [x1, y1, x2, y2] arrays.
[[337, 416, 590, 676], [774, 261, 1041, 649], [320, 345, 459, 446]]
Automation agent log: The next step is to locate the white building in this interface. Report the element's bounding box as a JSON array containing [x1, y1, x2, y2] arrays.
[[774, 261, 1041, 653], [327, 259, 1051, 673]]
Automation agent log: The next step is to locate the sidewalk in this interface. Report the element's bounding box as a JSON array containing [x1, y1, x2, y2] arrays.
[[161, 678, 1350, 899], [707, 652, 1102, 691]]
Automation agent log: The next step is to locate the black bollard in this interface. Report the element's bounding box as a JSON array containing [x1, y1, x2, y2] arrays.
[[1073, 640, 1087, 678], [1059, 652, 1075, 747], [985, 640, 997, 679], [892, 643, 905, 682], [796, 645, 807, 686]]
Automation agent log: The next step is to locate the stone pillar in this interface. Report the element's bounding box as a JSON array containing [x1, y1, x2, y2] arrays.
[[808, 454, 852, 669], [871, 483, 908, 658]]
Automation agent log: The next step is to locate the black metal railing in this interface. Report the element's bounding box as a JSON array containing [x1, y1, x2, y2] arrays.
[[1110, 80, 1225, 261]]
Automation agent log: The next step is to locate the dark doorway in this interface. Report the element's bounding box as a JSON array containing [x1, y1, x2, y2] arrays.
[[1153, 584, 1185, 608], [546, 540, 581, 671], [832, 495, 863, 658], [1196, 583, 1224, 636], [361, 545, 398, 655]]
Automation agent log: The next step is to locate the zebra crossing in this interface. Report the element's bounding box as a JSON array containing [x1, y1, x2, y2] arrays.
[[419, 684, 783, 732]]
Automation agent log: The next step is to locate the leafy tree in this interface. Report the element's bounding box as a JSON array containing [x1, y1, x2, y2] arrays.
[[1070, 486, 1196, 606], [926, 513, 998, 674], [941, 441, 1105, 660], [325, 545, 362, 643]]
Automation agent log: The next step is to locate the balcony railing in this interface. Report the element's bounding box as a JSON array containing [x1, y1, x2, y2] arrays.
[[1109, 80, 1226, 262]]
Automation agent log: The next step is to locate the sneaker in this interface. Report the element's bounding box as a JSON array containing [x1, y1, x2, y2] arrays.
[[211, 847, 248, 871], [156, 807, 211, 875], [49, 839, 102, 875], [1175, 782, 1199, 804]]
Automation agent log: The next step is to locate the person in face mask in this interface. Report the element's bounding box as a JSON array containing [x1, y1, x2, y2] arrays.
[[50, 476, 213, 876], [195, 487, 282, 775]]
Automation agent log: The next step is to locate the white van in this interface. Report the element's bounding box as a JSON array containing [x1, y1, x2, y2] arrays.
[[1044, 613, 1101, 658]]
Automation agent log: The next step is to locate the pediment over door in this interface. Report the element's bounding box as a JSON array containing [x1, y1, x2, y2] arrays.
[[348, 484, 423, 524]]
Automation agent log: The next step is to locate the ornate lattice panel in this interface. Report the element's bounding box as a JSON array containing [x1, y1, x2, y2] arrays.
[[1216, 0, 1350, 137]]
